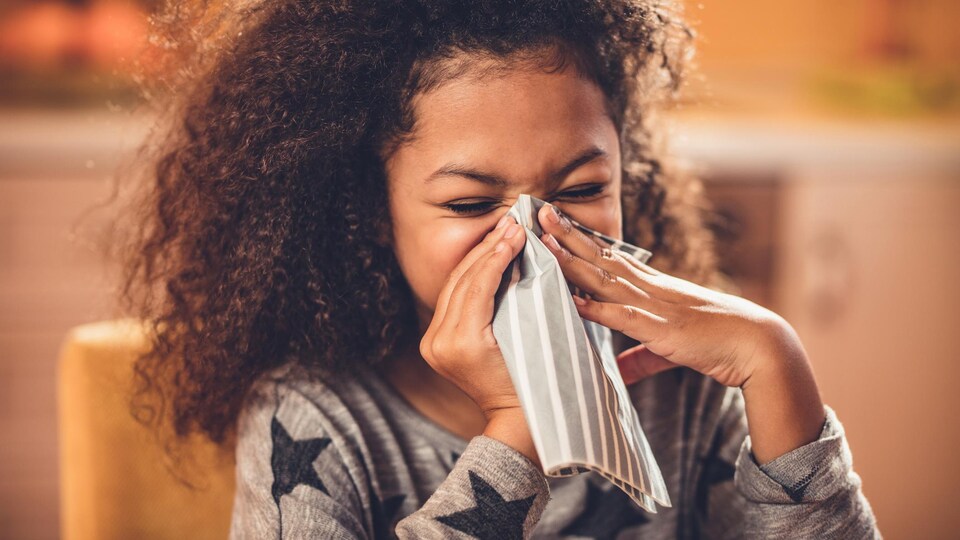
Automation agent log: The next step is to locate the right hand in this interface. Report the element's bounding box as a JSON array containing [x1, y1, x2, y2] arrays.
[[419, 215, 528, 421]]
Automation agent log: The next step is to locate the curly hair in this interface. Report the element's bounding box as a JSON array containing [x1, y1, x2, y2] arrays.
[[115, 0, 726, 458]]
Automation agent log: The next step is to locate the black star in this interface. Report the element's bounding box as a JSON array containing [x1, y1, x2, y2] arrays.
[[435, 469, 537, 540], [560, 479, 650, 539], [450, 450, 461, 466], [270, 416, 332, 504]]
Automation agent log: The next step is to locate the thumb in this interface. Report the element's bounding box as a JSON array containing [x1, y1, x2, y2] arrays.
[[616, 344, 679, 385]]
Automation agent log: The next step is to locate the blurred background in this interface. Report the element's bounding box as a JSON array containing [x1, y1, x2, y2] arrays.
[[1, 0, 957, 538]]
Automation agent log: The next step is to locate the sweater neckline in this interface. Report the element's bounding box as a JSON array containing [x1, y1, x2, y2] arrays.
[[362, 367, 472, 451]]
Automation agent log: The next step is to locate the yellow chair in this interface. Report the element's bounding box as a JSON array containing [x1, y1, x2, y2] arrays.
[[58, 319, 236, 539]]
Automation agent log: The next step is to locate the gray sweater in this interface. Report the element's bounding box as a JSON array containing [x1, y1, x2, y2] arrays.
[[228, 359, 881, 539]]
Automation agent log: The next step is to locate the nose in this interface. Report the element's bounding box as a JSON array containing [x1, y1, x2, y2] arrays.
[[488, 193, 563, 238]]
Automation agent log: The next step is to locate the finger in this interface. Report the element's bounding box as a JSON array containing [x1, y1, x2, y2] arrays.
[[616, 344, 679, 385], [618, 250, 663, 277], [572, 295, 666, 344], [594, 244, 671, 286], [574, 221, 660, 275], [581, 232, 662, 278], [542, 231, 654, 307], [538, 204, 660, 294], [434, 215, 517, 324], [568, 224, 694, 303], [537, 204, 618, 268], [425, 216, 516, 355], [442, 222, 527, 333]]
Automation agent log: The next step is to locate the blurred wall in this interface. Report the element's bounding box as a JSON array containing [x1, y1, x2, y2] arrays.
[[692, 0, 959, 70], [680, 2, 960, 537]]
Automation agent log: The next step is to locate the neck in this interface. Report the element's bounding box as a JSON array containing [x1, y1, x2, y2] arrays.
[[385, 338, 488, 441], [386, 338, 477, 406]]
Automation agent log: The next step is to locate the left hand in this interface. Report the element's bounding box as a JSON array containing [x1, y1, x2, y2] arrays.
[[537, 203, 789, 388]]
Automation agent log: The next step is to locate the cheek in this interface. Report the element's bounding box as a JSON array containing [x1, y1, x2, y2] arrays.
[[563, 194, 623, 241], [395, 221, 487, 312]]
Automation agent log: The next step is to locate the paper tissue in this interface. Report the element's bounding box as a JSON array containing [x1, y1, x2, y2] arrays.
[[490, 194, 671, 512]]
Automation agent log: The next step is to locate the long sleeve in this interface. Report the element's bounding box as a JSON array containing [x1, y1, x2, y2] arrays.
[[229, 379, 371, 539], [394, 434, 550, 538], [702, 385, 882, 538], [228, 377, 551, 539]]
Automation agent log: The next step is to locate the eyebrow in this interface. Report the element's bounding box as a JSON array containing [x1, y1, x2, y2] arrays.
[[424, 146, 609, 188]]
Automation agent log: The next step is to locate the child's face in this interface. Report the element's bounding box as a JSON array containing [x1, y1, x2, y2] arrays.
[[384, 58, 623, 333]]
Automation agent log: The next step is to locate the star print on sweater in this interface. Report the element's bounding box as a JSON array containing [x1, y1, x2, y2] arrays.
[[229, 364, 881, 539], [270, 416, 332, 503], [559, 479, 650, 539], [435, 469, 537, 539]]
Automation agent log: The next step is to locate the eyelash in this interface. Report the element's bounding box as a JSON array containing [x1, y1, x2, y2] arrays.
[[443, 185, 606, 215]]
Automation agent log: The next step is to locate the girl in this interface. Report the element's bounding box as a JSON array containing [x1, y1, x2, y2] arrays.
[[119, 0, 882, 538]]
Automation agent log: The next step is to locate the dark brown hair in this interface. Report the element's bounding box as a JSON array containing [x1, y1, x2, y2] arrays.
[[115, 0, 725, 456]]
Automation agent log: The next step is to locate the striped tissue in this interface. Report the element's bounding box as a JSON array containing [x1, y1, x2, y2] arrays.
[[490, 193, 671, 513]]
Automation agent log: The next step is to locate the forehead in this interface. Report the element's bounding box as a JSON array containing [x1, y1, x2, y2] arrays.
[[414, 51, 610, 130], [391, 59, 617, 178]]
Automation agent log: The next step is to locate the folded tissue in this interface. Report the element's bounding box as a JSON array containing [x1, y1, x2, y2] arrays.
[[490, 193, 671, 512]]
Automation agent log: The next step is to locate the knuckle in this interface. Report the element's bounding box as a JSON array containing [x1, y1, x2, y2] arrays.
[[484, 253, 507, 273], [597, 246, 615, 262], [609, 305, 630, 333], [432, 338, 455, 361], [419, 336, 434, 361], [597, 267, 617, 289]]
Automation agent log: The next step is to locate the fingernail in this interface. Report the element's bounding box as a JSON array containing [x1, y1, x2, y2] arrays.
[[572, 295, 586, 306], [542, 233, 561, 252], [496, 215, 510, 229], [504, 223, 520, 239], [546, 204, 561, 224]]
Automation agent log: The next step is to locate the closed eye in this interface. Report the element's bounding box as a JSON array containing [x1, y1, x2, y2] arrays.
[[442, 184, 607, 215]]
